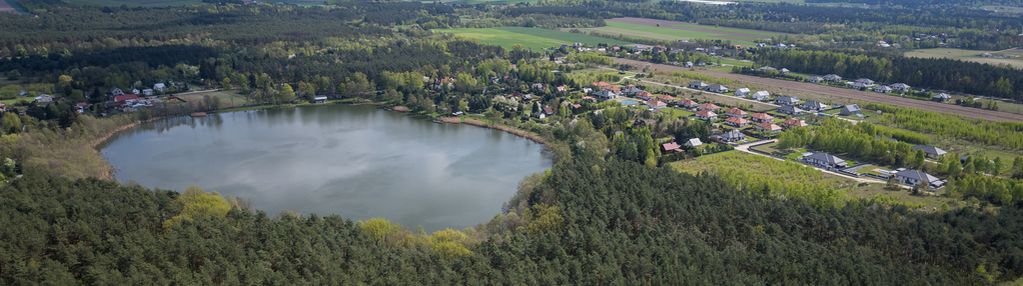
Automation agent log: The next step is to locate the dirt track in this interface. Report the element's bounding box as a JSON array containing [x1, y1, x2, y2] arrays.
[[615, 58, 1023, 122]]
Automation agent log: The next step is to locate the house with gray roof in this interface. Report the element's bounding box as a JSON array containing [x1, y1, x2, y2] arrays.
[[839, 104, 861, 116], [801, 100, 829, 112], [896, 169, 944, 190], [912, 145, 947, 159], [776, 105, 805, 115], [802, 152, 848, 170], [775, 96, 799, 106]]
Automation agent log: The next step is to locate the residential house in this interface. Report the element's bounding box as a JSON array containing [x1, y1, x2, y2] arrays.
[[111, 88, 125, 96], [695, 110, 717, 121], [592, 81, 614, 90], [646, 99, 667, 109], [873, 85, 893, 93], [851, 78, 875, 90], [895, 169, 944, 189], [662, 142, 683, 153], [697, 103, 721, 112], [34, 94, 54, 104], [113, 94, 140, 103], [705, 84, 729, 93], [621, 85, 643, 96], [312, 96, 328, 104], [594, 89, 618, 101], [756, 122, 783, 133], [839, 104, 862, 116], [912, 145, 947, 159], [801, 100, 829, 112], [726, 107, 748, 118], [933, 93, 951, 102], [751, 91, 770, 101], [636, 91, 653, 101], [688, 81, 708, 90], [717, 129, 745, 143], [776, 105, 805, 115], [142, 88, 154, 96], [890, 83, 911, 93], [556, 85, 568, 93], [680, 99, 699, 109], [735, 88, 751, 97], [775, 96, 799, 106], [153, 83, 166, 92], [803, 152, 848, 170], [822, 74, 842, 82], [751, 112, 774, 123], [131, 88, 140, 95], [684, 138, 703, 148], [725, 116, 750, 127], [74, 102, 88, 114], [780, 68, 790, 74], [808, 76, 824, 83], [531, 83, 545, 91], [783, 118, 808, 128]]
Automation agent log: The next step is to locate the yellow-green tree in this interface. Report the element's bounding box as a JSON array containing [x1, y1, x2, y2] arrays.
[[163, 186, 231, 229]]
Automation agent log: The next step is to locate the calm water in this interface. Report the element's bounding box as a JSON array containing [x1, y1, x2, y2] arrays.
[[101, 104, 551, 231]]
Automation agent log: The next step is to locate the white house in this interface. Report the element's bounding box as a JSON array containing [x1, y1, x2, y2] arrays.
[[734, 88, 751, 97], [153, 83, 167, 92], [873, 85, 893, 93], [684, 138, 703, 148], [823, 74, 842, 82], [890, 83, 911, 93], [751, 91, 770, 101]]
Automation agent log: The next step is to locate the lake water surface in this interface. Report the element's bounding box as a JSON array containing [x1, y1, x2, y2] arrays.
[[101, 104, 551, 231]]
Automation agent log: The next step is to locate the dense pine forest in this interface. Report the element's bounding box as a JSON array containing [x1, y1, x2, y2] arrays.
[[3, 158, 1023, 284]]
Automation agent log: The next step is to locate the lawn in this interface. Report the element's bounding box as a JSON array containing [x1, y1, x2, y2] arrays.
[[577, 18, 789, 46], [670, 151, 951, 208], [174, 89, 250, 109], [434, 27, 630, 50], [905, 48, 1023, 69]]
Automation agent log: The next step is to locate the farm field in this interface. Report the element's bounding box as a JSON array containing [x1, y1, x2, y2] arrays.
[[577, 17, 788, 46], [434, 27, 630, 50], [614, 58, 1023, 122], [905, 48, 1023, 69]]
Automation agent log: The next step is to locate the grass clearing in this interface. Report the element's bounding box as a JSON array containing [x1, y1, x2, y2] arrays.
[[670, 151, 951, 208], [434, 27, 630, 50], [905, 48, 1023, 69], [173, 89, 250, 109], [578, 18, 789, 46]]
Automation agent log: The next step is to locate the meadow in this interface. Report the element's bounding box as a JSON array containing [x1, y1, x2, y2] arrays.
[[434, 27, 630, 50], [905, 48, 1023, 69], [670, 151, 951, 208], [577, 18, 788, 46], [65, 0, 325, 7]]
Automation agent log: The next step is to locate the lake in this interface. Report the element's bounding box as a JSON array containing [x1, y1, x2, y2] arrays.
[[101, 104, 551, 231]]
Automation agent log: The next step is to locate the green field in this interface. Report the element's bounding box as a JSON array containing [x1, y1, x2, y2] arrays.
[[434, 27, 631, 50], [577, 18, 788, 46], [670, 151, 950, 208], [905, 48, 1023, 69]]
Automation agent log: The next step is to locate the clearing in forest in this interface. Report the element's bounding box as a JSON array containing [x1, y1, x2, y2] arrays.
[[905, 48, 1023, 69], [434, 27, 631, 50], [577, 17, 788, 46]]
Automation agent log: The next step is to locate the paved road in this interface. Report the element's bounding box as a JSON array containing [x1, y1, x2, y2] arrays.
[[614, 58, 1023, 122], [733, 139, 887, 184]]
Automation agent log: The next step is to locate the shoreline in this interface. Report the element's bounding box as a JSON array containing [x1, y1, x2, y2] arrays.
[[91, 101, 550, 180], [436, 116, 548, 146]]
